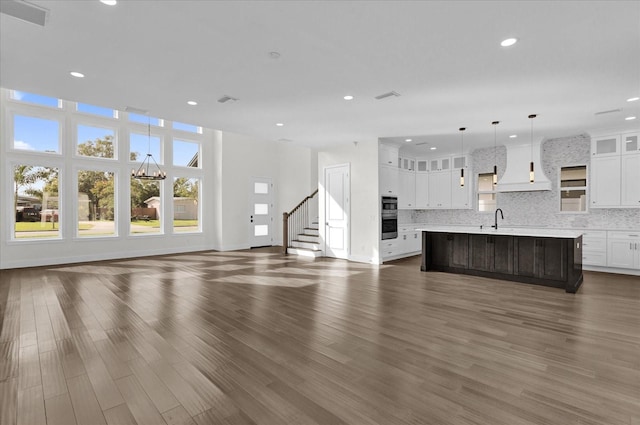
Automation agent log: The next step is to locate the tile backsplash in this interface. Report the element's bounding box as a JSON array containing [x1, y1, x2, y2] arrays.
[[405, 133, 640, 230]]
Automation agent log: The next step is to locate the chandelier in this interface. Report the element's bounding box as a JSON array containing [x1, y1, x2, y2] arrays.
[[132, 116, 166, 180]]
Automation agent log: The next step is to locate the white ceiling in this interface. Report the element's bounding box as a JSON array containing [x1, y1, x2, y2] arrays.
[[1, 0, 639, 156]]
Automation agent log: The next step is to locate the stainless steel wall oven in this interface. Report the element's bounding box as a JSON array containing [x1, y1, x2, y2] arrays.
[[381, 196, 398, 240]]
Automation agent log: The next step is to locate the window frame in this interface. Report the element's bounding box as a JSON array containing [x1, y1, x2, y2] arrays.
[[558, 164, 588, 214], [476, 171, 497, 213]]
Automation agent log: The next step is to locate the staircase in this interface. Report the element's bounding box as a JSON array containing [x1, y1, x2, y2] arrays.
[[283, 189, 322, 257], [288, 221, 322, 257]]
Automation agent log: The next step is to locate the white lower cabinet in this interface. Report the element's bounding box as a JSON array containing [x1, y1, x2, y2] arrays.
[[607, 232, 640, 269], [380, 239, 400, 259], [581, 231, 607, 267]]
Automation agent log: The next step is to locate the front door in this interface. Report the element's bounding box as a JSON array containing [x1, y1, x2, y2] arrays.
[[324, 164, 349, 259], [249, 177, 274, 247]]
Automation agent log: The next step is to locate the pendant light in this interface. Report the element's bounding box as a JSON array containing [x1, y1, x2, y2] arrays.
[[132, 116, 166, 181], [492, 121, 499, 185], [459, 127, 466, 187], [528, 114, 537, 184]]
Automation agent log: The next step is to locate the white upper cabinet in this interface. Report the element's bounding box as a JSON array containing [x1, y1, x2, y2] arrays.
[[415, 173, 429, 208], [622, 132, 640, 154], [430, 157, 450, 171], [379, 143, 399, 166], [591, 156, 621, 208], [621, 153, 640, 206], [451, 172, 471, 209], [452, 155, 468, 170], [380, 164, 399, 196], [590, 131, 640, 208], [416, 159, 429, 173], [591, 135, 620, 157], [400, 157, 415, 171], [398, 169, 416, 208], [428, 171, 451, 208]]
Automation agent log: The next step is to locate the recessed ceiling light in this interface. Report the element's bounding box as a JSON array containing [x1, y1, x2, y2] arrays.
[[509, 134, 517, 138], [625, 116, 637, 121], [187, 100, 197, 106], [430, 147, 437, 150], [500, 38, 518, 47], [627, 97, 639, 102], [70, 71, 84, 78], [405, 138, 412, 142], [276, 123, 284, 127], [343, 95, 354, 101], [100, 0, 117, 5]]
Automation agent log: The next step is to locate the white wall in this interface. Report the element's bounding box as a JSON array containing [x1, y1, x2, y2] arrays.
[[216, 131, 316, 251], [318, 140, 379, 264]]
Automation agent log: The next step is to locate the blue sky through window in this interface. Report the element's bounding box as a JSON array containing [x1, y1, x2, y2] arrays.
[[78, 125, 115, 144], [14, 115, 60, 152], [173, 139, 199, 167], [11, 91, 60, 108], [173, 121, 200, 133], [129, 113, 161, 126], [77, 103, 116, 118], [130, 133, 161, 163]]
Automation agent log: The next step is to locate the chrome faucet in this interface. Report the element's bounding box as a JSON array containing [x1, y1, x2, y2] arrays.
[[492, 208, 504, 230]]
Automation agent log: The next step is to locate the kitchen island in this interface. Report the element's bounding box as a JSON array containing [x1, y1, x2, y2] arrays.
[[419, 226, 583, 293]]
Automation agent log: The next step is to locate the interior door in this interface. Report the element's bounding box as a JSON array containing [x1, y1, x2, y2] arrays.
[[324, 164, 349, 259], [249, 177, 274, 247]]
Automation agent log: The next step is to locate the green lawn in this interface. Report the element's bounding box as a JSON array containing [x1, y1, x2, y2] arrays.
[[132, 220, 198, 227]]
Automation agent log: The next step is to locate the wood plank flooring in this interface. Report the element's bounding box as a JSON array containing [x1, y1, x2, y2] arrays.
[[0, 247, 639, 425]]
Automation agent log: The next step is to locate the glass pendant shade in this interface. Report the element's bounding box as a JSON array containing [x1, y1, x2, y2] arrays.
[[459, 127, 465, 187], [492, 121, 499, 186], [528, 114, 537, 184], [493, 165, 498, 185]]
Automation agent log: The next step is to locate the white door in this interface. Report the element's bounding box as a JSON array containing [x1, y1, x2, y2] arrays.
[[324, 164, 349, 259], [249, 177, 274, 247]]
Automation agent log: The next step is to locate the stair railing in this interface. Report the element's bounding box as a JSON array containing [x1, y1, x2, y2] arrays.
[[283, 189, 318, 254]]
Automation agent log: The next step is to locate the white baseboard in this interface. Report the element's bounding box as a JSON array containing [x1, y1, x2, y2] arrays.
[[583, 265, 640, 277]]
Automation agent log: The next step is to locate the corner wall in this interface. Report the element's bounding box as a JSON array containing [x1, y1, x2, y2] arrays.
[[318, 140, 379, 263]]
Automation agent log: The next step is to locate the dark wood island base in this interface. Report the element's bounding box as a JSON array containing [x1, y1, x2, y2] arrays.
[[420, 231, 584, 293]]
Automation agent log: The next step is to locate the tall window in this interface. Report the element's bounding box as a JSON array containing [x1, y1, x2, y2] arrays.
[[78, 170, 116, 237], [173, 139, 199, 167], [560, 165, 587, 212], [477, 172, 496, 212], [13, 165, 60, 239], [173, 177, 199, 233], [130, 178, 161, 235]]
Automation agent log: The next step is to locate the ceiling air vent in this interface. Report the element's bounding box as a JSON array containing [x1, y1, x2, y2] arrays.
[[374, 91, 401, 100], [416, 142, 428, 146], [594, 108, 622, 115], [1, 0, 48, 26], [218, 95, 238, 103], [125, 106, 148, 114]]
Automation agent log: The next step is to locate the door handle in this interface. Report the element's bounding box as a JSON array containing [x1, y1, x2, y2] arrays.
[[250, 215, 253, 223]]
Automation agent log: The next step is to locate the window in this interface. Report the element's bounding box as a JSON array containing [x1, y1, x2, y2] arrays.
[[477, 172, 496, 212], [128, 113, 162, 126], [77, 103, 117, 118], [130, 132, 162, 163], [173, 139, 199, 167], [13, 165, 60, 239], [130, 178, 161, 234], [560, 165, 587, 212], [78, 169, 116, 237], [77, 125, 116, 159], [14, 115, 60, 153], [11, 91, 61, 108], [173, 177, 199, 233], [172, 121, 201, 134]]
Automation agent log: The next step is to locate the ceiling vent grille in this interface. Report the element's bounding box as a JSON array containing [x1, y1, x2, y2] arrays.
[[0, 0, 48, 26], [594, 108, 622, 115], [125, 106, 148, 114], [218, 95, 238, 103], [374, 91, 401, 100]]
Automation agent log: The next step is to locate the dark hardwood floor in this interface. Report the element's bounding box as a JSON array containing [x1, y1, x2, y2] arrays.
[[1, 248, 639, 425]]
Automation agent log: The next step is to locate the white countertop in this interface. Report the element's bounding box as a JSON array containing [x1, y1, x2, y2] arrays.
[[416, 226, 583, 238]]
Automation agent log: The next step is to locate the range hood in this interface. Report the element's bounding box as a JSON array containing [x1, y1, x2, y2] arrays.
[[496, 139, 551, 192]]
